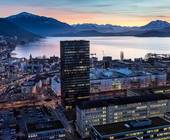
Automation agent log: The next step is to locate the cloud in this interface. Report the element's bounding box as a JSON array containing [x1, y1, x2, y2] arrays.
[[0, 0, 170, 26]]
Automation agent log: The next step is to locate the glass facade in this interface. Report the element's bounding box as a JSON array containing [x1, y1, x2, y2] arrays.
[[60, 40, 90, 108]]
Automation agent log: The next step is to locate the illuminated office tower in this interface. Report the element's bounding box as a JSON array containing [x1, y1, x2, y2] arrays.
[[60, 40, 90, 109]]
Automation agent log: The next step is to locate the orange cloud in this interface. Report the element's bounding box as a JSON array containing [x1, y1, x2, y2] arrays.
[[1, 5, 170, 26]]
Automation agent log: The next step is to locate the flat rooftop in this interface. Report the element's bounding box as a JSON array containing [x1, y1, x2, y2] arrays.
[[27, 120, 64, 133], [22, 80, 36, 86], [129, 86, 170, 95], [77, 94, 170, 109], [90, 67, 164, 80], [120, 138, 139, 140], [90, 68, 126, 80], [21, 106, 54, 123], [92, 117, 170, 137]]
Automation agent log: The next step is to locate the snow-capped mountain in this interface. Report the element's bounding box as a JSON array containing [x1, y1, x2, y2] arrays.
[[1, 12, 170, 37], [141, 20, 170, 30]]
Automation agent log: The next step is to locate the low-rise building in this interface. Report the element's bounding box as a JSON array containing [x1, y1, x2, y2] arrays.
[[26, 120, 65, 140], [127, 86, 170, 97], [51, 76, 61, 96], [90, 117, 170, 140], [90, 68, 167, 93], [76, 94, 170, 138], [21, 81, 37, 94]]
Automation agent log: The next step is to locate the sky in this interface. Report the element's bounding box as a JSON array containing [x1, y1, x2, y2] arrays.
[[0, 0, 170, 26]]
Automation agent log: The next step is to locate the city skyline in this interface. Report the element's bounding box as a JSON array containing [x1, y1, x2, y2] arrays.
[[0, 0, 170, 26], [1, 1, 170, 140]]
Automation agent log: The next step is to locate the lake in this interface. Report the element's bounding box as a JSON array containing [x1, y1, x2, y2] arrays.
[[13, 37, 170, 60]]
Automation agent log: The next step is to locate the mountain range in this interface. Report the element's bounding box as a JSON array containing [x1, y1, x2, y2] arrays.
[[1, 12, 170, 43], [0, 18, 40, 44], [7, 12, 72, 36]]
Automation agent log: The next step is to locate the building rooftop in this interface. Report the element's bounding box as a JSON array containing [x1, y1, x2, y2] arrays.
[[120, 138, 140, 140], [16, 106, 56, 126], [77, 94, 170, 109], [90, 68, 154, 80], [60, 40, 90, 47], [114, 68, 132, 75], [90, 68, 126, 80], [92, 117, 170, 137], [128, 89, 154, 96], [22, 81, 36, 87], [129, 86, 170, 96], [27, 120, 64, 133]]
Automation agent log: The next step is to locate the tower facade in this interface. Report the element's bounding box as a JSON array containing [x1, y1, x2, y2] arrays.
[[60, 40, 90, 109]]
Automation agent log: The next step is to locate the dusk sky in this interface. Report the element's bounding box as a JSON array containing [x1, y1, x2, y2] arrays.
[[1, 0, 170, 26]]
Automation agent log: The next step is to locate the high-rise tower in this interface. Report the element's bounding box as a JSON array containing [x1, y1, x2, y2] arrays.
[[60, 40, 90, 109]]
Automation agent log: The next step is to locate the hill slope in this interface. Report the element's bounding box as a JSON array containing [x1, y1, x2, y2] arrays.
[[3, 12, 170, 37], [0, 18, 40, 44], [7, 12, 72, 36]]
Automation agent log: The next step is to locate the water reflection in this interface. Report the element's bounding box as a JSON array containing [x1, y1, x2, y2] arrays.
[[13, 37, 170, 60]]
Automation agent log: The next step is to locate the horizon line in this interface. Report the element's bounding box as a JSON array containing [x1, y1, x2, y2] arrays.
[[2, 11, 170, 27]]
